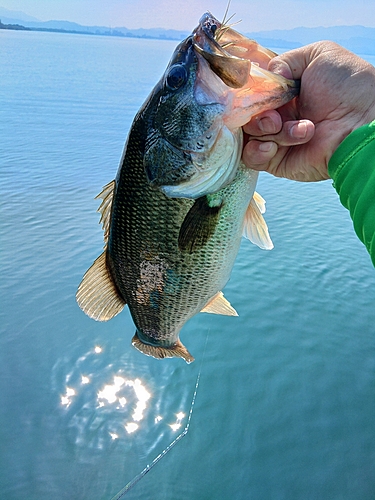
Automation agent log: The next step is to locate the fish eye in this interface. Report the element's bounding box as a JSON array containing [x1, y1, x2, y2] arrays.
[[166, 64, 188, 91]]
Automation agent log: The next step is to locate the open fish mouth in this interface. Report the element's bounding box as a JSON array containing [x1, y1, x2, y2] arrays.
[[193, 11, 299, 91], [193, 12, 253, 88]]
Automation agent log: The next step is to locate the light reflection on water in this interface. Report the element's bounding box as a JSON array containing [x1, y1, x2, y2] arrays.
[[97, 375, 151, 429], [53, 341, 191, 458]]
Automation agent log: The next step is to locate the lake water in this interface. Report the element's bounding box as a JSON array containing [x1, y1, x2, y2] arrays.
[[1, 30, 375, 500]]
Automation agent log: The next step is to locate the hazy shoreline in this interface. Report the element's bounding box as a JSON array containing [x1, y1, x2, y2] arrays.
[[1, 17, 375, 55]]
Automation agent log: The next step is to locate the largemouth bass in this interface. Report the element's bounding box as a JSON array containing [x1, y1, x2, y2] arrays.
[[77, 12, 299, 363]]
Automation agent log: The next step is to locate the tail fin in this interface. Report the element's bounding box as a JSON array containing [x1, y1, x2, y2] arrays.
[[132, 333, 194, 364]]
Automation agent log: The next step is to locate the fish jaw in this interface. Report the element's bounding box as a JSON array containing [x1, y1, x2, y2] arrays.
[[132, 330, 195, 364], [223, 65, 300, 130], [193, 12, 300, 129], [193, 11, 278, 85]]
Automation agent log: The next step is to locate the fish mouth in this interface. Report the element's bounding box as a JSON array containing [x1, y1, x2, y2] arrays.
[[193, 12, 299, 91], [193, 12, 252, 88]]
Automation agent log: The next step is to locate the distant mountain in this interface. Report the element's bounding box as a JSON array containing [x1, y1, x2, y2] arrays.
[[247, 25, 375, 43], [114, 27, 190, 40], [20, 20, 190, 40], [20, 19, 111, 33], [0, 5, 40, 22], [0, 14, 190, 40], [1, 6, 375, 54], [246, 26, 375, 54]]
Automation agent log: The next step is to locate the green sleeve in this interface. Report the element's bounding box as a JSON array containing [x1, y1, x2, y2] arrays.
[[328, 120, 375, 266]]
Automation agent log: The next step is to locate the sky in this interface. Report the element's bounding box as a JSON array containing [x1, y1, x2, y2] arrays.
[[1, 0, 375, 31]]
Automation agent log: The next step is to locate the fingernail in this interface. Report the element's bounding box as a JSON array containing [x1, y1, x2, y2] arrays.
[[258, 141, 273, 152], [290, 121, 307, 139], [258, 116, 276, 134]]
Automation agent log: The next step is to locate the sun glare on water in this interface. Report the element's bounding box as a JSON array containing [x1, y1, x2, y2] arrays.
[[60, 387, 76, 406], [169, 411, 186, 432], [60, 345, 187, 441], [96, 375, 151, 433]]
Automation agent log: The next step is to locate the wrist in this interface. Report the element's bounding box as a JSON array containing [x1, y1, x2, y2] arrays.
[[328, 109, 375, 166], [351, 64, 375, 131]]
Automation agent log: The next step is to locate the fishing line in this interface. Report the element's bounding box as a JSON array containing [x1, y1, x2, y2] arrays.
[[109, 331, 209, 500]]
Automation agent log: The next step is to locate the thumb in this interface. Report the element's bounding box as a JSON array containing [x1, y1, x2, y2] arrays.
[[268, 46, 312, 80]]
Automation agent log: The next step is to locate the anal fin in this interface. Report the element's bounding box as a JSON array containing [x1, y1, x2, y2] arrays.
[[132, 333, 194, 364], [201, 291, 238, 316], [76, 251, 126, 321]]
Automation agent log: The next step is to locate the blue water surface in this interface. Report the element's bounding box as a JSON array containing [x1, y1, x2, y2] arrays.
[[1, 30, 375, 500]]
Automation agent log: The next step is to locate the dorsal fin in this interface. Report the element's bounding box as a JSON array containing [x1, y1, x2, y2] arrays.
[[200, 291, 238, 316], [76, 251, 126, 321], [95, 180, 116, 247], [243, 197, 274, 250]]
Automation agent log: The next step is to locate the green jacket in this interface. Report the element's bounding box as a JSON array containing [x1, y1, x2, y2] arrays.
[[328, 120, 375, 266]]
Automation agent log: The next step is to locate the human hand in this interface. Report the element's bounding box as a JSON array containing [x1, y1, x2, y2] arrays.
[[242, 41, 375, 181]]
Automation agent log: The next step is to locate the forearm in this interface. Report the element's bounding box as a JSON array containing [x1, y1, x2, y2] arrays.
[[328, 121, 375, 265]]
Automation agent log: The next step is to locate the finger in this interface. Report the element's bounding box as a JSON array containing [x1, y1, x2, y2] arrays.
[[243, 110, 282, 137], [268, 42, 336, 80], [268, 57, 294, 80], [254, 119, 315, 147], [268, 47, 311, 80], [242, 140, 278, 170]]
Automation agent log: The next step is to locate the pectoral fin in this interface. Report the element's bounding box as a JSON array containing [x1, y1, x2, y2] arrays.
[[253, 191, 266, 214], [201, 291, 238, 316], [178, 196, 223, 253], [76, 251, 126, 321], [243, 197, 273, 250]]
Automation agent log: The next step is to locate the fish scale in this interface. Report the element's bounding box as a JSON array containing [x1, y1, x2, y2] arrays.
[[108, 114, 257, 362], [109, 115, 254, 341]]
